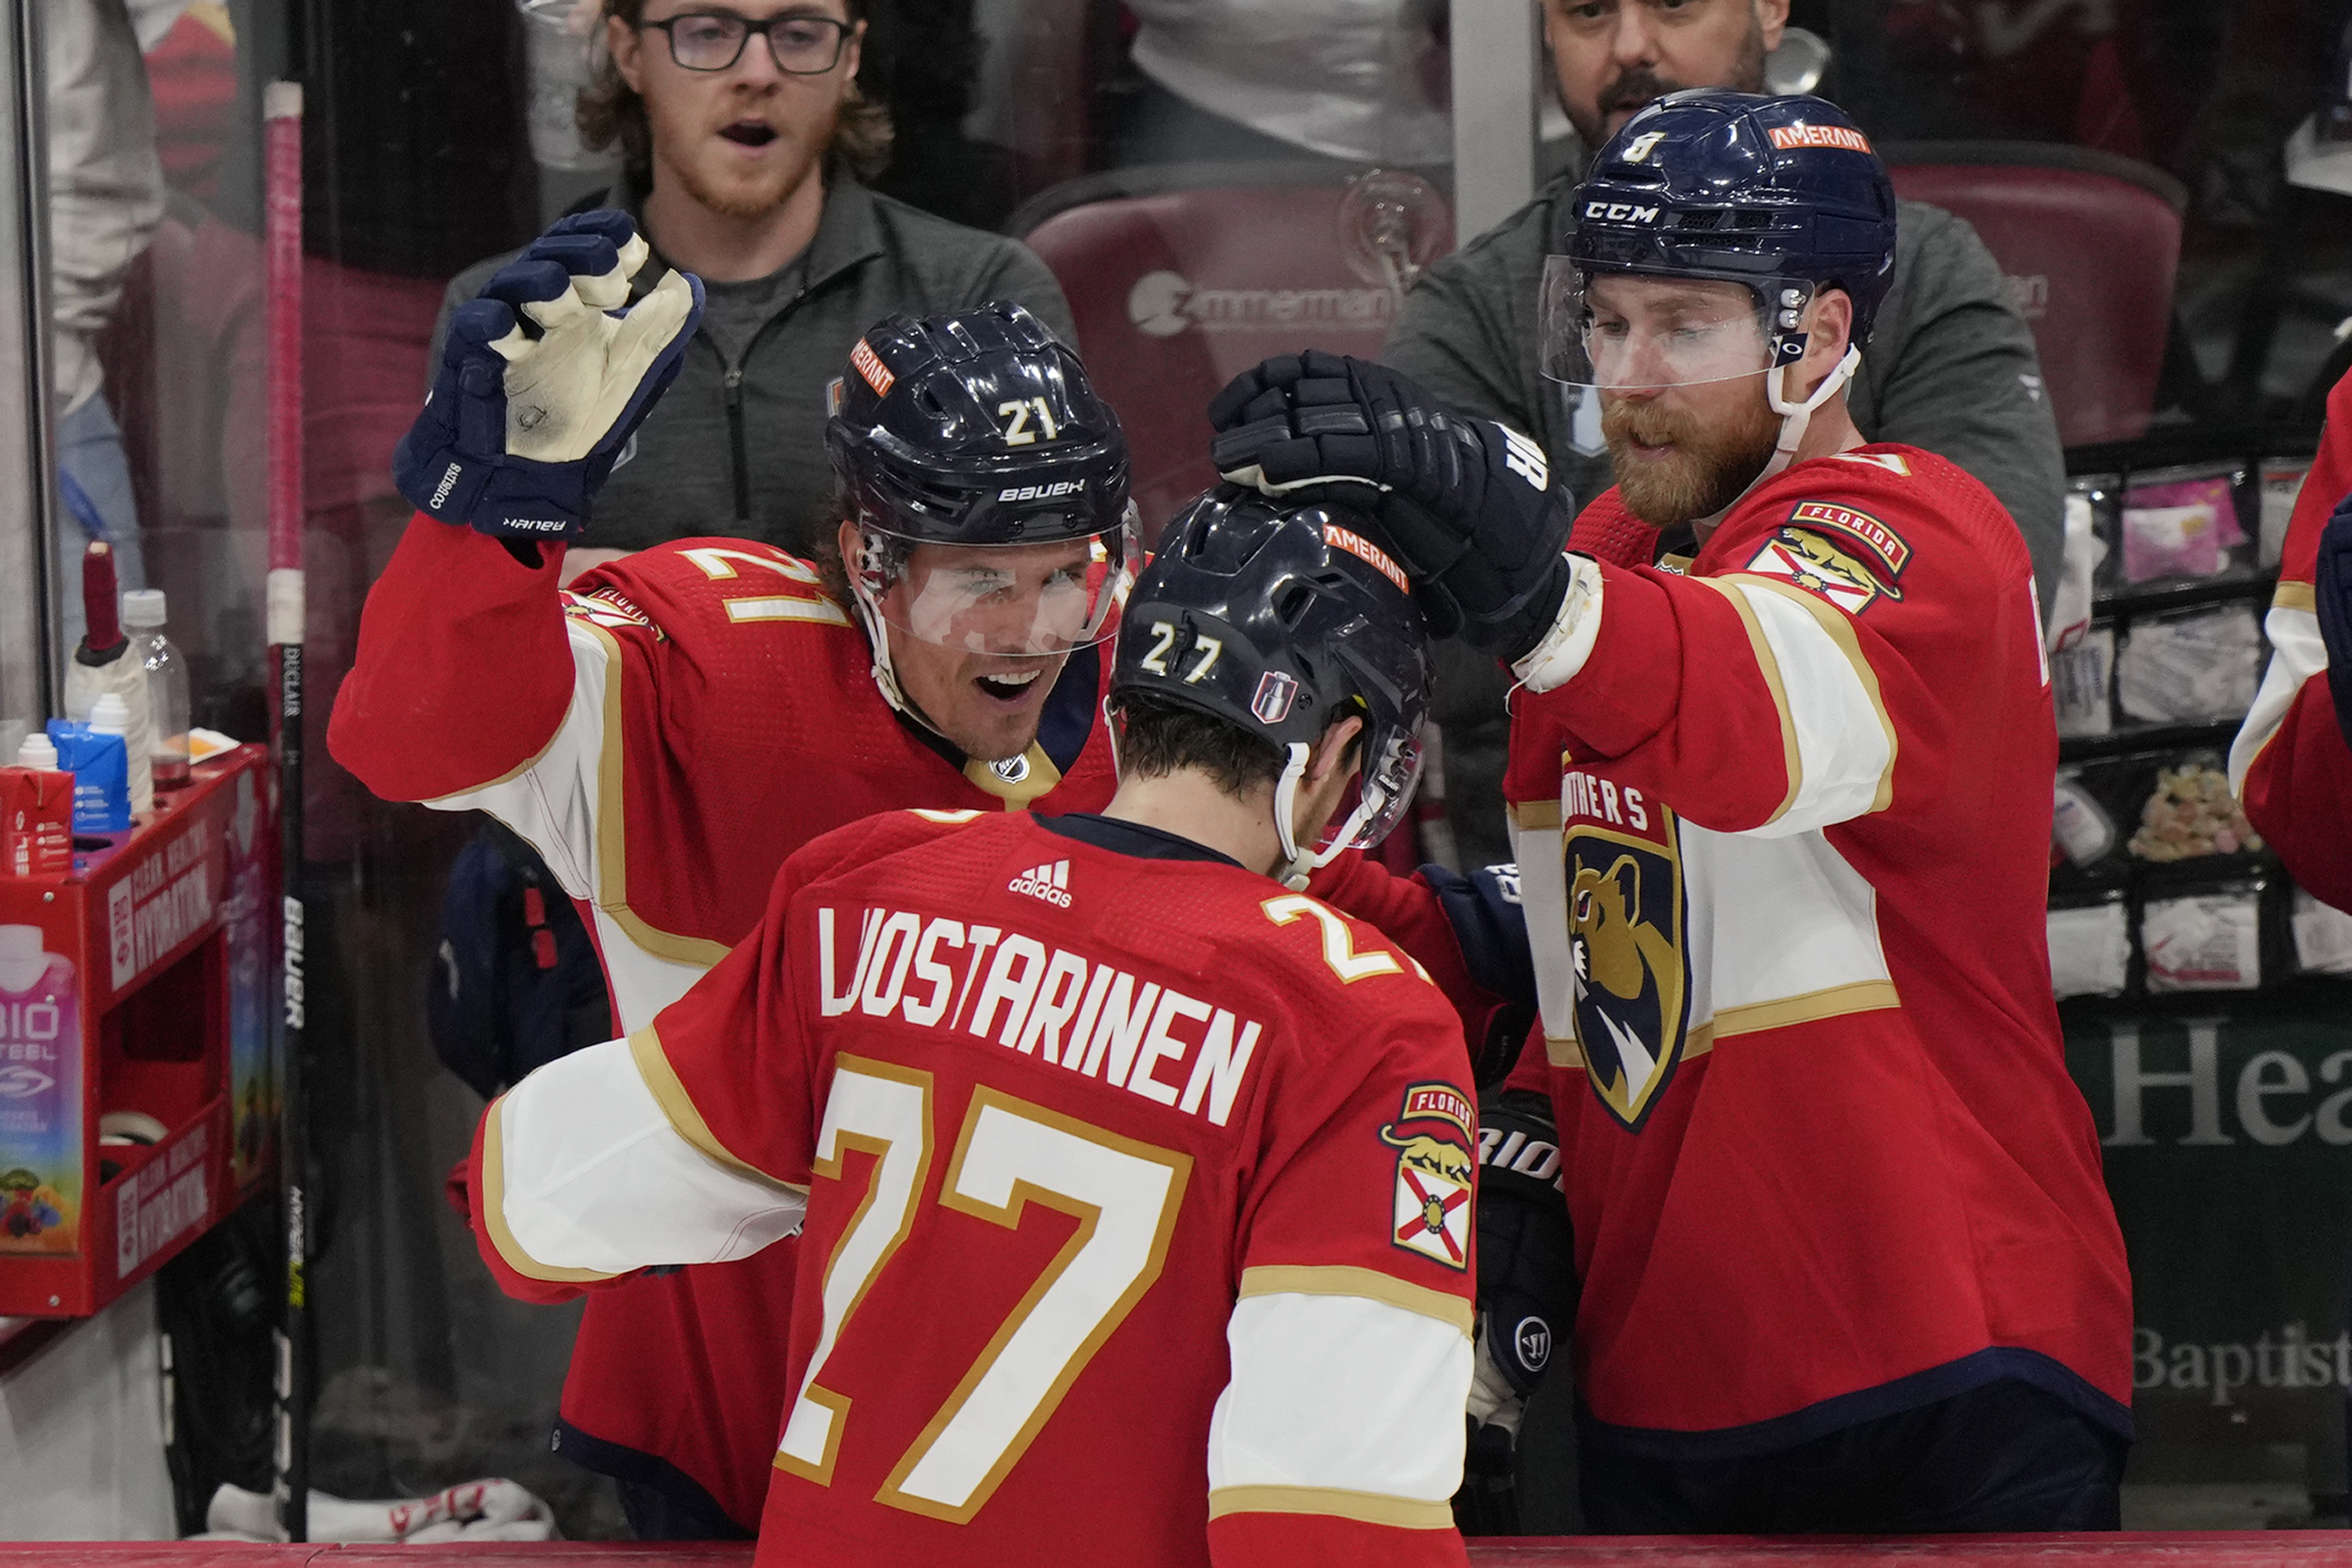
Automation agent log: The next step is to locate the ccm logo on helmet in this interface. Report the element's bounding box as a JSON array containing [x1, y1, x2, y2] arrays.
[[1584, 202, 1661, 224], [998, 480, 1085, 503]]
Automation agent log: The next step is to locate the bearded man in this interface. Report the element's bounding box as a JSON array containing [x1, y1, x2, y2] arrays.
[[1380, 0, 2062, 876], [434, 0, 1073, 577], [1211, 91, 2131, 1534]]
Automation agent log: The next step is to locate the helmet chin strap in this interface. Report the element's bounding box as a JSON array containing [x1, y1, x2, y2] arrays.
[[1756, 344, 1861, 489], [1272, 742, 1390, 893]]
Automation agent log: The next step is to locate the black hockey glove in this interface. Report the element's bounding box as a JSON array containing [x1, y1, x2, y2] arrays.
[[1470, 1089, 1575, 1442], [1207, 351, 1574, 661]]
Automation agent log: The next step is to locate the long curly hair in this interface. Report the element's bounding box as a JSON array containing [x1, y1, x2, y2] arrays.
[[577, 0, 892, 180]]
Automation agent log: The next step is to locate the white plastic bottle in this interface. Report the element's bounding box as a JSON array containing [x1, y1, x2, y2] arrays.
[[122, 590, 191, 790]]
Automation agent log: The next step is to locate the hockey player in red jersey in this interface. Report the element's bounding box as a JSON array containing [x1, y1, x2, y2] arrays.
[[331, 212, 1139, 1536], [467, 489, 1474, 1568], [2231, 362, 2352, 912], [1208, 91, 2132, 1533]]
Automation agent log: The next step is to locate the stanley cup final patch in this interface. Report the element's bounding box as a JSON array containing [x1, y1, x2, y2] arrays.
[[1743, 502, 1912, 615], [1381, 1083, 1475, 1271]]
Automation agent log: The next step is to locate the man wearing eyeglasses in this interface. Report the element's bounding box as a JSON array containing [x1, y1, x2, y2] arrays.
[[433, 0, 1075, 579]]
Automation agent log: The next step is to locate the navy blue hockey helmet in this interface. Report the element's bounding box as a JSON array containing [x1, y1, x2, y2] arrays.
[[1115, 486, 1430, 887], [826, 303, 1140, 685], [827, 301, 1132, 547], [1543, 90, 1899, 386]]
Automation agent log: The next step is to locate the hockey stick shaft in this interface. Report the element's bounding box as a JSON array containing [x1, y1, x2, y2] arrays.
[[262, 78, 310, 1545]]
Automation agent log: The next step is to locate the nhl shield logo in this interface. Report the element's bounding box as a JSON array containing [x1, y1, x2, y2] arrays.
[[1566, 816, 1691, 1132], [1251, 670, 1300, 725], [1380, 1083, 1475, 1271]]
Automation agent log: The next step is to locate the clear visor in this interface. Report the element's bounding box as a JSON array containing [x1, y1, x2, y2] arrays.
[[855, 506, 1141, 657], [1322, 722, 1425, 853], [1538, 256, 1811, 393]]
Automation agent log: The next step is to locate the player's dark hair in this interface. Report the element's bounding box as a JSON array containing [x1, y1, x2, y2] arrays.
[[808, 491, 856, 611], [579, 0, 891, 179], [1114, 691, 1361, 801]]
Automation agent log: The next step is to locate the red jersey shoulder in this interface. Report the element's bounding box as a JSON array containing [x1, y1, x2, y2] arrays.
[[568, 537, 928, 747], [2277, 373, 2352, 587], [567, 538, 857, 650], [1569, 492, 1663, 569], [1246, 889, 1458, 1061], [1715, 445, 2025, 617], [785, 806, 1008, 898]]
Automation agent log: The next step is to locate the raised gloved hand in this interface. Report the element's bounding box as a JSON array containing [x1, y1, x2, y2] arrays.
[[1466, 1089, 1575, 1442], [2320, 488, 2352, 749], [394, 210, 703, 543], [1208, 351, 1574, 660]]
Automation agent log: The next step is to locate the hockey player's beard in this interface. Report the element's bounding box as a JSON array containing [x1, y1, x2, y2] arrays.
[[1602, 393, 1782, 529]]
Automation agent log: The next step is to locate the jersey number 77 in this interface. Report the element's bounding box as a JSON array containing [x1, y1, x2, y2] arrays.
[[775, 1055, 1193, 1523]]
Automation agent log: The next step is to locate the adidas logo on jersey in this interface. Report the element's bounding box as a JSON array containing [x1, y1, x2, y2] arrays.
[[1007, 860, 1072, 908]]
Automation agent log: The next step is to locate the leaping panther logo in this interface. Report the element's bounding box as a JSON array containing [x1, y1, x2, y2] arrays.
[[1567, 825, 1690, 1131]]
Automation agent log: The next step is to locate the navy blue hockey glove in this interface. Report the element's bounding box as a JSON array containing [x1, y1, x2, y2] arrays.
[[1469, 1089, 1574, 1444], [2320, 488, 2352, 749], [394, 209, 704, 543], [1208, 351, 1573, 661]]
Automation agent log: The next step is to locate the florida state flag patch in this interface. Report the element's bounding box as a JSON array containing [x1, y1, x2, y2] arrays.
[[1381, 1083, 1475, 1271]]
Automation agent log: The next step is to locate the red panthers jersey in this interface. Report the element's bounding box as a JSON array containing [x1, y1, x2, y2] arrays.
[[2232, 368, 2352, 912], [329, 517, 1121, 1528], [470, 808, 1475, 1568], [1321, 446, 2132, 1458]]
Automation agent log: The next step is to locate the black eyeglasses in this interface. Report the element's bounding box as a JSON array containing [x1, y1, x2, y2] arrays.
[[640, 11, 851, 74]]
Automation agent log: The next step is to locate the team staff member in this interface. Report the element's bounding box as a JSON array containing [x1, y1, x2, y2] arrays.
[[467, 491, 1475, 1568], [1383, 0, 2062, 872], [436, 0, 1073, 578], [334, 221, 1130, 1538], [2231, 363, 2352, 912], [1214, 92, 2131, 1533]]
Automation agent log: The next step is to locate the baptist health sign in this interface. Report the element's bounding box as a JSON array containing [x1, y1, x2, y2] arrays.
[[2068, 1008, 2352, 1472]]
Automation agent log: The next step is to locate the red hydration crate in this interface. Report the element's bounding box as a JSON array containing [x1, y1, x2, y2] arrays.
[[0, 744, 277, 1316]]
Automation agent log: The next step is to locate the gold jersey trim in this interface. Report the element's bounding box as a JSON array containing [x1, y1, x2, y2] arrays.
[[629, 1027, 803, 1189], [582, 622, 736, 968], [478, 1094, 621, 1285], [2275, 580, 2317, 614], [1545, 979, 1902, 1070], [1512, 798, 1564, 831], [1723, 573, 1901, 817], [1696, 576, 1805, 825], [1238, 1264, 1474, 1337], [1208, 1485, 1456, 1531]]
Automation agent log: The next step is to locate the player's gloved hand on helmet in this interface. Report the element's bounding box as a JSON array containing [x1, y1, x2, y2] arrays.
[[1468, 1089, 1574, 1444], [1207, 351, 1574, 661], [2319, 488, 2352, 748], [394, 209, 703, 544]]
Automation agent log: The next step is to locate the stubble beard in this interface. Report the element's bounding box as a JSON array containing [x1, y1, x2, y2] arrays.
[[667, 95, 836, 222], [1602, 391, 1783, 529]]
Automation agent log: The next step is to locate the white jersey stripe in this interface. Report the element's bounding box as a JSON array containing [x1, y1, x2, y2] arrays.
[[493, 1035, 806, 1280], [1720, 576, 1897, 835], [1206, 1290, 1469, 1513], [2229, 598, 2324, 796]]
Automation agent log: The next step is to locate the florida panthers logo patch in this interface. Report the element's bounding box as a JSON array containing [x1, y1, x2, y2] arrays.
[[1743, 502, 1912, 615], [1380, 1083, 1474, 1271], [1566, 813, 1691, 1132]]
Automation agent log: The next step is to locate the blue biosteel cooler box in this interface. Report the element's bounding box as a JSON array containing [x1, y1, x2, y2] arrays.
[[0, 744, 277, 1316]]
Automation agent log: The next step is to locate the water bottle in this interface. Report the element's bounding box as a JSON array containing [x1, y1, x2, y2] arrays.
[[121, 590, 191, 790]]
